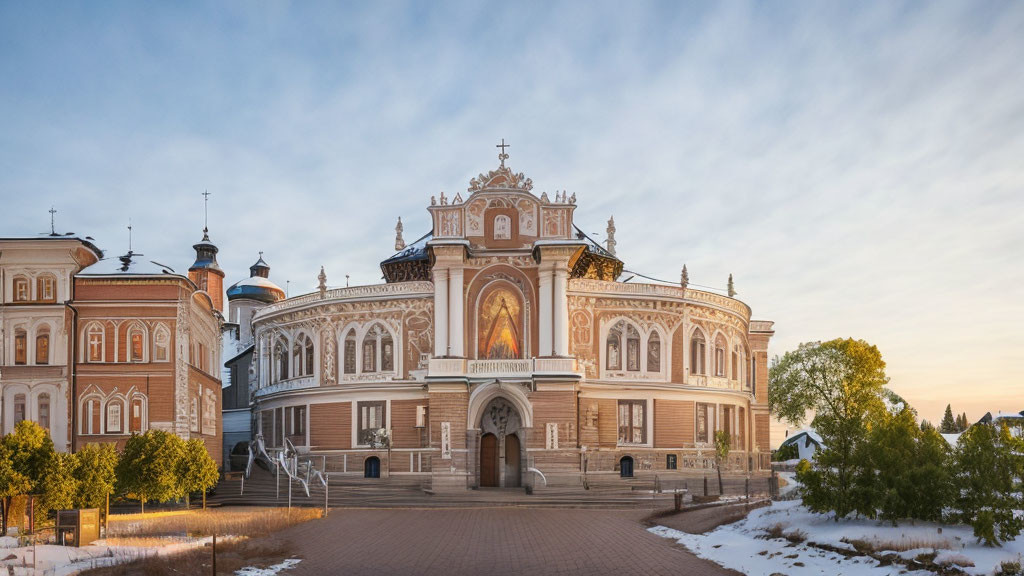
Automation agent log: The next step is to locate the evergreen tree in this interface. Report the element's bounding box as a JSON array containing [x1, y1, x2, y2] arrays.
[[0, 443, 31, 536], [940, 404, 956, 433], [954, 423, 1024, 545], [117, 430, 185, 513], [958, 413, 969, 433], [39, 452, 79, 515], [770, 338, 888, 518], [75, 443, 119, 510], [177, 439, 219, 509]]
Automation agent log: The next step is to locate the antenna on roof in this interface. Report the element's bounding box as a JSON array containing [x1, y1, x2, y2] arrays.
[[127, 218, 133, 252], [202, 190, 211, 238], [48, 206, 57, 236]]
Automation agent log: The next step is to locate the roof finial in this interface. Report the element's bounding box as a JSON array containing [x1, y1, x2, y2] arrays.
[[496, 138, 510, 168], [606, 216, 617, 256], [395, 217, 406, 250], [201, 190, 211, 240], [127, 218, 133, 252], [318, 266, 327, 298], [727, 274, 736, 298], [48, 206, 57, 236], [680, 265, 689, 291]]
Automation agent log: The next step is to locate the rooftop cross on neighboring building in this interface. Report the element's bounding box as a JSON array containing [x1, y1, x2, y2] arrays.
[[259, 250, 264, 259], [496, 138, 510, 167], [48, 206, 57, 236], [202, 189, 211, 233]]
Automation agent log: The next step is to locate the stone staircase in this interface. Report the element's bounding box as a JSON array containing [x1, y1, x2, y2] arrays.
[[210, 467, 680, 509]]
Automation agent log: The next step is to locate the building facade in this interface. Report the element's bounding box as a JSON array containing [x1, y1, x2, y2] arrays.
[[249, 158, 774, 490], [71, 236, 224, 462], [0, 236, 103, 451]]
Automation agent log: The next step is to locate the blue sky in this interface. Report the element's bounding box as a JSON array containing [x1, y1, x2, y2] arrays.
[[1, 1, 1022, 428]]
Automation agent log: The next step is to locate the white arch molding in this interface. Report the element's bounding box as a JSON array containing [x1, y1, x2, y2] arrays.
[[467, 380, 534, 430]]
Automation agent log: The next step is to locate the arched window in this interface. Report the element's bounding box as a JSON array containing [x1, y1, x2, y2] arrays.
[[128, 326, 145, 362], [690, 330, 706, 375], [625, 325, 640, 371], [13, 276, 29, 302], [190, 397, 199, 432], [300, 334, 314, 377], [153, 325, 170, 362], [646, 331, 661, 373], [38, 393, 50, 430], [343, 329, 357, 375], [82, 397, 100, 435], [381, 332, 394, 372], [130, 396, 145, 433], [14, 393, 26, 424], [86, 324, 104, 362], [714, 334, 727, 377], [362, 326, 381, 372], [35, 326, 50, 365], [606, 327, 622, 370], [292, 339, 302, 378], [36, 275, 56, 302], [274, 338, 289, 382], [106, 400, 123, 434], [731, 346, 740, 381], [493, 214, 512, 240], [14, 329, 27, 365]]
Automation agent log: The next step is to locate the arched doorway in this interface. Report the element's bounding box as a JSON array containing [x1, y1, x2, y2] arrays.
[[364, 456, 380, 479], [478, 397, 524, 488], [480, 433, 499, 487], [504, 434, 521, 488], [620, 456, 634, 478]]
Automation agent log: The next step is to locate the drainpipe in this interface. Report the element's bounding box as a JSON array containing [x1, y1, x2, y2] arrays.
[[67, 300, 78, 453]]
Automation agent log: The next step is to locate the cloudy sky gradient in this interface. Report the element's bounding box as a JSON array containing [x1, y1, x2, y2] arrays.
[[2, 1, 1021, 431]]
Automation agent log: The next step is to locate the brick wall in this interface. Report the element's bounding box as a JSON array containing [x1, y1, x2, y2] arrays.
[[309, 402, 351, 449], [390, 399, 424, 449], [654, 399, 694, 448], [528, 390, 576, 449], [755, 413, 770, 451]]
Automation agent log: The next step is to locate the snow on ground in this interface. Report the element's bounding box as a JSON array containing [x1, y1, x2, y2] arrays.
[[0, 536, 214, 576], [650, 500, 1024, 576], [236, 558, 302, 576]]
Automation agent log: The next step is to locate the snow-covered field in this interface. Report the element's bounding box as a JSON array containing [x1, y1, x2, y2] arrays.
[[0, 534, 302, 576], [650, 500, 1024, 576]]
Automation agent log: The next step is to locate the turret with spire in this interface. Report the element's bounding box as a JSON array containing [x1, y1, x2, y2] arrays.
[[395, 217, 406, 251], [188, 191, 225, 312], [606, 216, 617, 256]]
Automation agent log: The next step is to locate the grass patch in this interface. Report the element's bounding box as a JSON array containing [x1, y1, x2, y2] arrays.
[[840, 535, 953, 553], [784, 529, 807, 544], [761, 522, 786, 540], [80, 537, 292, 576], [107, 507, 322, 538]]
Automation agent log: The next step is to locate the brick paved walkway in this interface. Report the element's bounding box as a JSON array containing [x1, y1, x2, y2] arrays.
[[276, 507, 738, 576]]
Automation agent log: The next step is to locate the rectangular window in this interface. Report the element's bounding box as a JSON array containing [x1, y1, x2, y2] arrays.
[[617, 400, 646, 445], [14, 279, 29, 301], [15, 333, 27, 365], [716, 349, 725, 376], [344, 340, 356, 374], [131, 332, 144, 361], [626, 338, 640, 371], [294, 406, 306, 436], [14, 395, 26, 423], [190, 398, 199, 432], [731, 352, 738, 380], [666, 454, 677, 470], [36, 335, 49, 365], [107, 403, 122, 433], [751, 356, 757, 394], [358, 401, 386, 445], [362, 340, 376, 373], [696, 403, 712, 444], [39, 399, 50, 430], [38, 277, 55, 302]]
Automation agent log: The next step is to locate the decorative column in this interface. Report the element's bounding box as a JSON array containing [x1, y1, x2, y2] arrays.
[[433, 268, 449, 357], [553, 268, 569, 356], [538, 267, 553, 357], [448, 267, 464, 357]]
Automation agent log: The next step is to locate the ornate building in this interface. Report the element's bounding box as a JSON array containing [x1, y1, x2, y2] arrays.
[[249, 152, 774, 490], [71, 232, 224, 461], [0, 235, 103, 450]]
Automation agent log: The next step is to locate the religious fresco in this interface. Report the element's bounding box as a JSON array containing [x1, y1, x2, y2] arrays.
[[478, 288, 522, 359]]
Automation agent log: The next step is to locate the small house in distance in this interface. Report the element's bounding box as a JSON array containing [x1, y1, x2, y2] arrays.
[[777, 429, 823, 462]]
